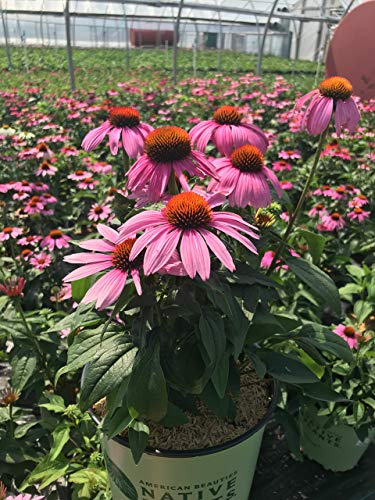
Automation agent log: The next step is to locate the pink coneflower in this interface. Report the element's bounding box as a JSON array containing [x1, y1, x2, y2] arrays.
[[30, 252, 52, 270], [61, 146, 79, 156], [81, 106, 153, 158], [260, 250, 287, 271], [21, 142, 54, 160], [127, 126, 218, 203], [24, 196, 45, 214], [280, 211, 290, 222], [35, 160, 57, 177], [308, 203, 327, 218], [333, 324, 359, 349], [19, 248, 33, 261], [0, 277, 26, 297], [189, 105, 268, 156], [5, 494, 44, 500], [280, 180, 293, 190], [0, 226, 22, 241], [17, 235, 41, 246], [63, 225, 145, 308], [77, 177, 99, 190], [330, 186, 347, 200], [41, 193, 57, 204], [15, 180, 32, 193], [12, 191, 29, 201], [295, 76, 360, 135], [347, 207, 370, 222], [272, 160, 292, 172], [320, 212, 346, 231], [313, 185, 334, 197], [208, 145, 282, 209], [68, 169, 90, 181], [50, 283, 72, 302], [59, 328, 71, 339], [118, 191, 259, 281], [32, 181, 49, 192], [88, 203, 112, 222], [41, 229, 71, 250], [348, 194, 368, 208], [278, 150, 301, 160]]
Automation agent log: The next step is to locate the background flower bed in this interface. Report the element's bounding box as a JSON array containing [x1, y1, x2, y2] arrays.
[[0, 48, 374, 499]]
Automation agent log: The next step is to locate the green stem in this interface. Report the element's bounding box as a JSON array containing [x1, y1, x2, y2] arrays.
[[267, 128, 329, 274], [122, 148, 130, 179], [168, 173, 179, 195], [9, 404, 14, 439]]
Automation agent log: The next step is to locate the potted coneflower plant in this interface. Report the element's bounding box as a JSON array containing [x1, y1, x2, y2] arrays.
[[56, 76, 358, 499]]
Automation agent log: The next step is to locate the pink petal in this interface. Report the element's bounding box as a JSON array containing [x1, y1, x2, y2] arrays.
[[189, 120, 217, 152], [81, 121, 111, 151], [118, 211, 165, 242], [212, 213, 259, 238], [238, 123, 269, 153], [307, 97, 333, 136], [335, 98, 360, 134], [191, 151, 219, 180], [210, 221, 258, 254], [180, 229, 211, 280], [143, 229, 181, 275], [130, 268, 142, 295], [295, 89, 319, 112], [129, 225, 172, 260], [79, 239, 115, 252], [122, 127, 142, 159], [97, 224, 120, 244], [127, 156, 155, 191], [147, 163, 171, 202], [199, 228, 235, 272], [64, 252, 112, 264], [213, 124, 233, 156], [263, 166, 282, 197], [63, 261, 112, 282], [109, 127, 122, 155], [83, 268, 127, 309]]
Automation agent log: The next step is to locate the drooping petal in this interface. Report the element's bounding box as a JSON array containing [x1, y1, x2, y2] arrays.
[[189, 120, 218, 152], [79, 239, 115, 252], [191, 150, 220, 180], [118, 211, 165, 241], [127, 156, 156, 191], [81, 121, 112, 151], [129, 224, 172, 260], [109, 127, 122, 155], [335, 98, 360, 135], [143, 228, 181, 275], [210, 220, 258, 254], [180, 229, 211, 280], [147, 162, 171, 202], [122, 127, 143, 159], [199, 228, 235, 272], [130, 268, 143, 295], [306, 96, 333, 136], [295, 89, 319, 112], [97, 224, 120, 244], [238, 123, 269, 153], [63, 261, 112, 283], [64, 252, 112, 264], [263, 166, 282, 197], [212, 213, 259, 238], [83, 268, 127, 309], [213, 124, 233, 156]]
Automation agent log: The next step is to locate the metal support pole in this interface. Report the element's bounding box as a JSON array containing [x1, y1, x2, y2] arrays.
[[64, 0, 76, 91], [294, 0, 306, 60], [193, 21, 199, 77], [217, 8, 223, 71], [343, 0, 356, 18], [122, 0, 130, 71], [0, 4, 11, 69], [314, 0, 327, 62], [256, 0, 279, 76], [172, 0, 184, 85]]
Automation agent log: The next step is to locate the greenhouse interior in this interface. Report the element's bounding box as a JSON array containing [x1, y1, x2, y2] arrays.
[[0, 1, 374, 499]]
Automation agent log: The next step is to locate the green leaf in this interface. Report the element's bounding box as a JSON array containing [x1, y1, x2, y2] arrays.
[[354, 300, 373, 324], [50, 422, 70, 460], [128, 421, 149, 464], [127, 336, 168, 421], [104, 449, 138, 500], [259, 350, 319, 384], [211, 355, 229, 398], [55, 327, 123, 384], [285, 257, 341, 315], [353, 401, 365, 421], [346, 264, 365, 280], [71, 276, 94, 302], [21, 455, 69, 490], [298, 382, 348, 402], [106, 406, 133, 440], [160, 402, 189, 428], [299, 229, 326, 264], [199, 309, 226, 369], [39, 392, 66, 413], [80, 341, 137, 410], [296, 324, 354, 363], [363, 397, 375, 410], [275, 408, 302, 460], [112, 191, 137, 221], [11, 349, 37, 391], [339, 283, 362, 297]]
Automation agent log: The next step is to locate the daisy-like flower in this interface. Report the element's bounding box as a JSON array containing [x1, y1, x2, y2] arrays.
[[19, 248, 33, 261], [127, 126, 218, 203], [0, 277, 26, 298], [280, 180, 293, 190], [17, 235, 41, 246], [308, 203, 327, 218], [208, 145, 282, 209], [5, 494, 44, 500], [330, 186, 347, 200], [272, 160, 292, 172], [333, 324, 359, 349], [24, 196, 45, 215], [313, 184, 335, 197], [320, 212, 346, 231], [30, 252, 52, 270], [260, 250, 287, 271], [35, 160, 57, 177], [41, 193, 57, 204], [118, 191, 259, 281], [61, 146, 79, 156], [88, 203, 112, 222], [280, 211, 290, 222], [278, 150, 301, 160], [296, 76, 360, 135], [77, 177, 99, 190], [348, 194, 368, 208], [81, 106, 153, 158], [41, 229, 71, 251], [0, 226, 22, 242], [63, 225, 146, 309], [68, 169, 90, 181], [189, 105, 268, 156], [347, 207, 370, 222]]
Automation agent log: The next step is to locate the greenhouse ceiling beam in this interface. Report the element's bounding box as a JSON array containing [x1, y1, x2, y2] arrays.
[[2, 3, 342, 24], [172, 0, 184, 84]]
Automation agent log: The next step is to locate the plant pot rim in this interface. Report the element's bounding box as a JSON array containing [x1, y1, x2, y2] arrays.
[[89, 379, 279, 458]]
